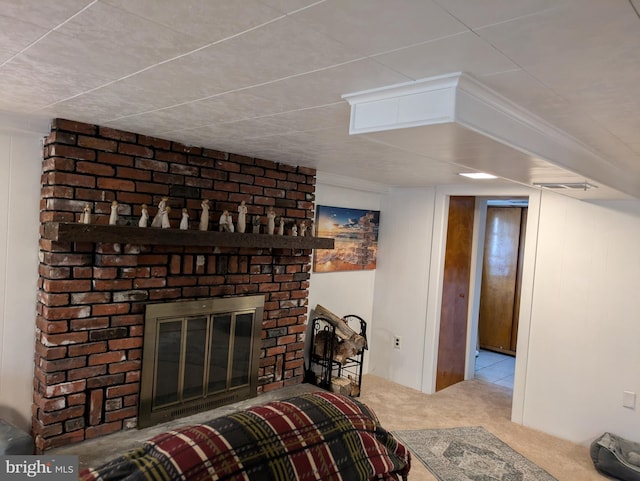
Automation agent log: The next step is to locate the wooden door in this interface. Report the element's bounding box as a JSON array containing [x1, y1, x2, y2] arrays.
[[478, 206, 526, 355], [436, 196, 475, 391]]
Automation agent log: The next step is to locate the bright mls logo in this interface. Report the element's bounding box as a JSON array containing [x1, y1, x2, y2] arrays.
[[2, 456, 77, 480]]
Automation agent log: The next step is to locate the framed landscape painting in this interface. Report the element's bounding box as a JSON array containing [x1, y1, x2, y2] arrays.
[[313, 205, 380, 272]]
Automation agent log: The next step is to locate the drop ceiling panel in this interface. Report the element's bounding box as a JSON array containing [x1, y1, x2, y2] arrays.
[[257, 0, 321, 14], [0, 46, 14, 65], [0, 36, 120, 111], [480, 70, 640, 173], [55, 2, 206, 65], [362, 123, 626, 199], [373, 31, 518, 80], [433, 0, 563, 29], [40, 82, 182, 124], [172, 118, 292, 144], [101, 0, 283, 43], [102, 97, 261, 134], [476, 2, 631, 67], [0, 15, 49, 56], [291, 0, 468, 56], [235, 59, 410, 113], [249, 102, 350, 133], [94, 16, 364, 110], [0, 0, 94, 30], [206, 15, 362, 81], [474, 70, 572, 119], [0, 1, 638, 201]]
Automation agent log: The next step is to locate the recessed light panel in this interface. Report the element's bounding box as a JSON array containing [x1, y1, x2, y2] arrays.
[[458, 172, 498, 180]]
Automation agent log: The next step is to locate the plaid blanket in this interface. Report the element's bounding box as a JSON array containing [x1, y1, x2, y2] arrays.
[[79, 391, 410, 481]]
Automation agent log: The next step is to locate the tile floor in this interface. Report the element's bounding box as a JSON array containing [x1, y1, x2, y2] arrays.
[[474, 349, 515, 389]]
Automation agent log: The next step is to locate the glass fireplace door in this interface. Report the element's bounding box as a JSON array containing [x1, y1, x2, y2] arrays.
[[140, 296, 264, 428]]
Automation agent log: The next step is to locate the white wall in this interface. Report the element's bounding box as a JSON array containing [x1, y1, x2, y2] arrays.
[[0, 119, 46, 431], [370, 183, 540, 397], [522, 191, 640, 444], [371, 183, 640, 445], [307, 173, 386, 373], [369, 187, 435, 389]]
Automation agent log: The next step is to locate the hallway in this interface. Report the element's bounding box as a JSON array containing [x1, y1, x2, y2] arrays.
[[474, 349, 515, 389]]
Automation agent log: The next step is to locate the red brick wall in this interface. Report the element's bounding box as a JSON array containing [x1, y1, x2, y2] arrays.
[[34, 119, 315, 451]]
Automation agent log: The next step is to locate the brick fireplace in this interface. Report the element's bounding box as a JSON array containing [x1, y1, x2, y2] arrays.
[[33, 119, 317, 451]]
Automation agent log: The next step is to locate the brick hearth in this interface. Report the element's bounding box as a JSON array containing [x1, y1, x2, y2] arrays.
[[33, 119, 316, 451]]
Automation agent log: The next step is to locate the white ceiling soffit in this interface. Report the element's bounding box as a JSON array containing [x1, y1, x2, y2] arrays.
[[342, 73, 638, 201]]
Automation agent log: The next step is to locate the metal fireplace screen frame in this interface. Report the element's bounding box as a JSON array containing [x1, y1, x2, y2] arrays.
[[139, 295, 264, 429]]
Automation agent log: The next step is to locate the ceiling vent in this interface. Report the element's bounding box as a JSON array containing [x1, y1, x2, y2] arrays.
[[533, 182, 597, 190]]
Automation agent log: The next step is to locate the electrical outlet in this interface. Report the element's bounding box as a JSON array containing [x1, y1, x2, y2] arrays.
[[393, 336, 401, 349]]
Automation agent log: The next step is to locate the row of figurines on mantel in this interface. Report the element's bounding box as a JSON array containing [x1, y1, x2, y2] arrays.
[[79, 198, 314, 236]]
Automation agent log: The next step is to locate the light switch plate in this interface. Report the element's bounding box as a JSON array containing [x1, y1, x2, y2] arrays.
[[623, 391, 636, 409]]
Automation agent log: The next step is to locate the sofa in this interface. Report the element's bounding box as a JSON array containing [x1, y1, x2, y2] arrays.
[[79, 391, 411, 481]]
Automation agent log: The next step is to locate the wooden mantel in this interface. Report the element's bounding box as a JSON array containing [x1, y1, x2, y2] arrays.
[[43, 222, 334, 250]]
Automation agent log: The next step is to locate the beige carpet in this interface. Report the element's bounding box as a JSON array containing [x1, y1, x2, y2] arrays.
[[55, 374, 601, 480], [358, 375, 602, 481]]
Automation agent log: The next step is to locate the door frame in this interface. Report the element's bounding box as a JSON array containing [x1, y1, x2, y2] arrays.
[[420, 185, 542, 424]]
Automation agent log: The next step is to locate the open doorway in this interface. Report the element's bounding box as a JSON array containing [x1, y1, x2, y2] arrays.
[[472, 197, 528, 390], [429, 189, 540, 423]]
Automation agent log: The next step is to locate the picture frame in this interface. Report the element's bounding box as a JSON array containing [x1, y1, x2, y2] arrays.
[[313, 205, 380, 272]]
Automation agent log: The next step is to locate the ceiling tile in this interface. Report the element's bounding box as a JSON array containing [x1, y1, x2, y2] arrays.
[[479, 70, 575, 121], [104, 89, 297, 133], [210, 15, 362, 82], [476, 1, 635, 68], [55, 2, 205, 66], [0, 15, 49, 56], [171, 119, 289, 144], [242, 59, 410, 113], [0, 39, 113, 111], [0, 45, 17, 65], [291, 0, 468, 56], [256, 103, 350, 133], [102, 0, 283, 43], [0, 0, 94, 30], [0, 0, 638, 199], [257, 0, 320, 14], [373, 31, 518, 80], [38, 82, 166, 124], [96, 15, 364, 108], [433, 0, 562, 29]]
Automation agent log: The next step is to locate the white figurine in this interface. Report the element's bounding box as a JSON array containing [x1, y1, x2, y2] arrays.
[[252, 215, 260, 234], [81, 203, 92, 224], [109, 200, 119, 225], [300, 220, 307, 237], [139, 204, 149, 227], [161, 206, 172, 229], [219, 210, 234, 232], [151, 197, 168, 228], [308, 220, 314, 237], [237, 201, 247, 233], [199, 199, 209, 231], [219, 211, 227, 231], [291, 224, 298, 236], [267, 208, 276, 235], [180, 208, 189, 230], [277, 218, 284, 235]]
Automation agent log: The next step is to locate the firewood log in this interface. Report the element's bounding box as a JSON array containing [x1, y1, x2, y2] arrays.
[[313, 330, 358, 364], [330, 376, 360, 397], [333, 339, 358, 363], [314, 305, 367, 351]]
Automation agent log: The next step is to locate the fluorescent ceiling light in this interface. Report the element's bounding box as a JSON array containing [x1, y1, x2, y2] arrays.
[[458, 172, 498, 180]]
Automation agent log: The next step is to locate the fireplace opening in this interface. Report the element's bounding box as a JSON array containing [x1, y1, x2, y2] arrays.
[[139, 295, 264, 428]]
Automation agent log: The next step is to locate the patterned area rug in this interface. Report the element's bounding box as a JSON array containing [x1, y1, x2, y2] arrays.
[[394, 426, 558, 481]]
